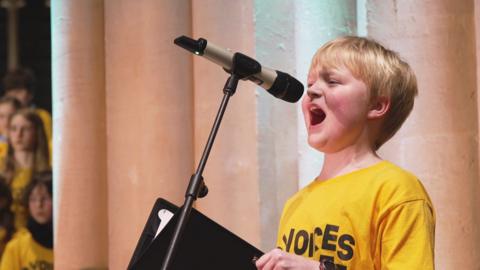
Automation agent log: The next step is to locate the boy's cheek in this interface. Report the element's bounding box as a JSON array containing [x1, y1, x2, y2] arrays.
[[328, 95, 361, 119], [301, 95, 310, 109], [301, 98, 311, 122]]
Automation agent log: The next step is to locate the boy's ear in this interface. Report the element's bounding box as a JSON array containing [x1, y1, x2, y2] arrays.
[[367, 96, 390, 119]]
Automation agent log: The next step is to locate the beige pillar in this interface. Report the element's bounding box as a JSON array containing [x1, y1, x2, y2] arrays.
[[51, 0, 108, 269], [476, 0, 480, 184], [255, 0, 301, 250], [104, 1, 193, 269], [372, 0, 480, 268], [191, 0, 262, 247]]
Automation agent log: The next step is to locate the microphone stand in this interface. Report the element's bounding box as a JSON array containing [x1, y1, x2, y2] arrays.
[[160, 52, 262, 270]]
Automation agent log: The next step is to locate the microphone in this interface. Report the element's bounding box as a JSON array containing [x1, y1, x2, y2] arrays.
[[174, 35, 304, 103]]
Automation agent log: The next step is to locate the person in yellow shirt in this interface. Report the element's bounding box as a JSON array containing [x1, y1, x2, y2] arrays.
[[0, 109, 50, 229], [0, 172, 53, 270], [0, 97, 21, 159], [2, 68, 52, 148], [256, 36, 435, 270], [0, 178, 14, 259]]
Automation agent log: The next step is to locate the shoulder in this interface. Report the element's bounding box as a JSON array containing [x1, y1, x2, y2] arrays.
[[9, 228, 30, 243], [377, 162, 429, 197], [371, 161, 434, 212], [34, 108, 52, 125], [4, 229, 30, 252], [1, 229, 53, 270], [34, 108, 51, 118], [282, 181, 313, 210], [0, 142, 7, 160]]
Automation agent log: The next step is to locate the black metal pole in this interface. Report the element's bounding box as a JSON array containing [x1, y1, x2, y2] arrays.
[[160, 74, 240, 270]]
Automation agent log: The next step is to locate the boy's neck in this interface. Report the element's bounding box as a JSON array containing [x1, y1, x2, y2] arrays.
[[318, 143, 382, 181]]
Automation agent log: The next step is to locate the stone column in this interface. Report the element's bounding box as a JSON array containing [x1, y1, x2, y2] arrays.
[[476, 0, 480, 186], [254, 0, 299, 250], [191, 0, 262, 247], [104, 1, 193, 268], [51, 0, 108, 269], [372, 0, 480, 268]]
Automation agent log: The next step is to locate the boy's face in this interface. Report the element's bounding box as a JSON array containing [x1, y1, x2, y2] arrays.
[[303, 64, 371, 153], [29, 184, 52, 224], [0, 103, 16, 136], [5, 88, 32, 107]]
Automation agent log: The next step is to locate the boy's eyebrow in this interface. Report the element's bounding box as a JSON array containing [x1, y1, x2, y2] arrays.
[[307, 68, 340, 85], [312, 66, 337, 76]]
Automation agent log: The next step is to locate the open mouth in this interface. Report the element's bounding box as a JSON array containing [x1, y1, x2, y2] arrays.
[[310, 107, 326, 126]]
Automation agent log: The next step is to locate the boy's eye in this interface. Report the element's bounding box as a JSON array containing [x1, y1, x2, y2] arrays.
[[328, 79, 339, 85]]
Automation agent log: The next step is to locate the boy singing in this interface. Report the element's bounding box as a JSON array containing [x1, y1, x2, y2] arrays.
[[256, 36, 435, 270]]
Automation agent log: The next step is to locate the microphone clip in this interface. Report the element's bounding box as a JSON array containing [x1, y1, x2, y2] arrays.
[[228, 53, 261, 79], [223, 53, 261, 95]]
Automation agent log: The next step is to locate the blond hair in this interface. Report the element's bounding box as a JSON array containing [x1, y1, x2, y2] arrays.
[[311, 36, 418, 149]]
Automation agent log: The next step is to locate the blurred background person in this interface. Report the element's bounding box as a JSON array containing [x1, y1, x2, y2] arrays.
[[2, 68, 52, 150], [0, 109, 50, 229], [0, 97, 21, 159], [0, 172, 53, 270], [0, 177, 14, 260]]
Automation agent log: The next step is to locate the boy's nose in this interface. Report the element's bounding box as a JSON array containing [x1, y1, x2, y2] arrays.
[[308, 84, 325, 99], [306, 90, 323, 101], [311, 92, 323, 101]]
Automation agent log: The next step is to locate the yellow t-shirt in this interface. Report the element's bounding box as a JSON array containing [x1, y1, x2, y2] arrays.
[[276, 161, 435, 270], [0, 227, 8, 259], [0, 229, 53, 270], [10, 168, 33, 229], [0, 143, 7, 160]]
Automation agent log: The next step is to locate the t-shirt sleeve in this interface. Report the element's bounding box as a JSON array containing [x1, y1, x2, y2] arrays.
[[0, 240, 21, 270], [379, 200, 435, 270]]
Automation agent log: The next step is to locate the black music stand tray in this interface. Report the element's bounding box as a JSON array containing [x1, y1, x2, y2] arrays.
[[128, 198, 264, 270]]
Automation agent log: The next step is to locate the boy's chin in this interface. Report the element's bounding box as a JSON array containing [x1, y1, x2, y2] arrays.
[[307, 137, 328, 152], [308, 138, 344, 154]]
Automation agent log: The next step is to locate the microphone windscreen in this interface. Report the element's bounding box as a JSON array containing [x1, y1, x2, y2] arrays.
[[267, 71, 304, 103]]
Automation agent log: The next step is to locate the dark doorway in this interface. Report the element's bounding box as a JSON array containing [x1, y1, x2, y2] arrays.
[[0, 0, 51, 113]]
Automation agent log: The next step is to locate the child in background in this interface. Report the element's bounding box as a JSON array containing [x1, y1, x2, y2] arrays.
[[0, 97, 21, 142], [1, 109, 50, 229], [256, 36, 435, 269], [0, 178, 14, 259], [2, 68, 52, 147], [0, 172, 53, 270], [0, 97, 21, 158]]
